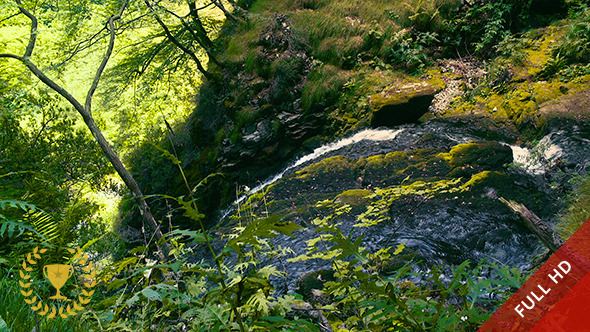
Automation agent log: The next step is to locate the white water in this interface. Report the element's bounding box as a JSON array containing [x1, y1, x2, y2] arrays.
[[509, 133, 563, 175], [223, 128, 405, 217]]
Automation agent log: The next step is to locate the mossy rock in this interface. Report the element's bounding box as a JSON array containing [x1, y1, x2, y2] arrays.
[[539, 89, 590, 122], [360, 148, 448, 186], [334, 189, 374, 206], [362, 151, 410, 169], [369, 82, 439, 127], [296, 269, 336, 304], [296, 155, 354, 180], [460, 171, 537, 205], [439, 141, 513, 173]]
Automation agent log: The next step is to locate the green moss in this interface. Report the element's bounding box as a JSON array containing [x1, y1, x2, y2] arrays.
[[461, 170, 496, 189], [363, 151, 409, 168], [532, 81, 567, 104], [438, 141, 513, 170], [296, 155, 354, 179], [369, 82, 438, 111], [334, 189, 374, 206], [423, 67, 447, 91], [443, 24, 578, 127]]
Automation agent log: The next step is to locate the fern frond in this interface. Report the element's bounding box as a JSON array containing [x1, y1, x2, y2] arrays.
[[25, 211, 59, 243], [0, 218, 41, 239]]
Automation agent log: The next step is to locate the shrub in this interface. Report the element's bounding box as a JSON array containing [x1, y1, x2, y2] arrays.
[[554, 6, 590, 65], [557, 174, 590, 240]]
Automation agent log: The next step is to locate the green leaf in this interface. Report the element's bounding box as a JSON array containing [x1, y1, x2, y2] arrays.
[[142, 287, 163, 302], [149, 142, 181, 165], [125, 293, 140, 307], [228, 215, 301, 250], [107, 278, 127, 292], [0, 314, 9, 332], [0, 199, 36, 212], [246, 289, 271, 315], [167, 229, 206, 242], [393, 243, 406, 255]]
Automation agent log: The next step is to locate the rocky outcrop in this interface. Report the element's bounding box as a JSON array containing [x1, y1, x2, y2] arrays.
[[369, 82, 439, 127]]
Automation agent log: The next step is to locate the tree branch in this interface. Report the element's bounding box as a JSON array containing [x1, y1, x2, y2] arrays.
[[56, 26, 108, 68], [144, 0, 213, 80], [14, 0, 37, 58], [0, 12, 20, 24], [211, 0, 238, 22], [187, 0, 215, 48], [2, 0, 170, 261], [85, 2, 127, 114], [159, 5, 222, 67], [0, 53, 23, 60]]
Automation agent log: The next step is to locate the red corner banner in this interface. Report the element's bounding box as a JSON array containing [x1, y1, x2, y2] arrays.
[[479, 218, 590, 331]]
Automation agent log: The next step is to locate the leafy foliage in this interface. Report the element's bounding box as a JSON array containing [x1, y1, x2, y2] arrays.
[[555, 5, 590, 64], [557, 173, 590, 240], [286, 197, 524, 331], [0, 0, 573, 331]]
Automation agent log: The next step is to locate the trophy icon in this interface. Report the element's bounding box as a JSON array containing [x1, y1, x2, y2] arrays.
[[43, 264, 73, 300]]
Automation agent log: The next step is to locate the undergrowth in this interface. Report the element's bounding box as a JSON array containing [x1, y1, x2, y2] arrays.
[[0, 147, 528, 331], [557, 173, 590, 240]]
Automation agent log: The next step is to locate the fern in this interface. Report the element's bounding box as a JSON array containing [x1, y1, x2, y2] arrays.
[[0, 200, 59, 244], [24, 210, 59, 243], [0, 218, 40, 239], [0, 199, 43, 240]]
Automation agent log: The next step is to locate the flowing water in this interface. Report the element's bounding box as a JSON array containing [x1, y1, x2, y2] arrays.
[[211, 119, 590, 292], [219, 128, 405, 220]]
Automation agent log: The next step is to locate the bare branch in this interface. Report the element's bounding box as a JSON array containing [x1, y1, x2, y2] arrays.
[[0, 12, 20, 24], [144, 0, 213, 80], [0, 53, 23, 60], [56, 26, 108, 68], [53, 11, 148, 69], [158, 4, 222, 66], [85, 1, 128, 114], [14, 2, 38, 58]]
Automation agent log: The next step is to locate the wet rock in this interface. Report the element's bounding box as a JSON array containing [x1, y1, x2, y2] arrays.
[[439, 141, 513, 177], [296, 270, 335, 305], [242, 120, 273, 146], [369, 82, 439, 127], [278, 111, 323, 141]]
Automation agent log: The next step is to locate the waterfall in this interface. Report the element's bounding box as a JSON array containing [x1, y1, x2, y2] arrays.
[[509, 133, 563, 175], [219, 128, 405, 221]]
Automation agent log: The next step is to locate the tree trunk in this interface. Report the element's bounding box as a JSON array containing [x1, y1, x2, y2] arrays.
[[82, 115, 169, 260], [1, 1, 169, 260], [499, 197, 563, 253]]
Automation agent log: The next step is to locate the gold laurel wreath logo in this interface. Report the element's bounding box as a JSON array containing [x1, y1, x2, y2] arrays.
[[19, 247, 96, 319]]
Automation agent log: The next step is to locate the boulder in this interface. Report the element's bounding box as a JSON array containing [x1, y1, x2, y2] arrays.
[[439, 141, 513, 178], [369, 82, 438, 127], [296, 269, 335, 305]]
